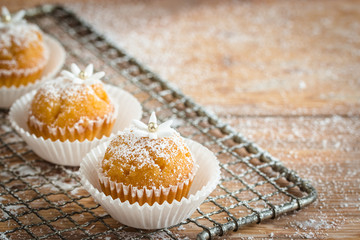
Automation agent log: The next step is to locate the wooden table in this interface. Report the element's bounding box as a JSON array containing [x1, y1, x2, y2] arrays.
[[2, 0, 360, 239]]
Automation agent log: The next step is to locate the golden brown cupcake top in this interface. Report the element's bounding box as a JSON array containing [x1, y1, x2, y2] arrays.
[[102, 131, 194, 189], [28, 64, 114, 129], [101, 113, 195, 189], [0, 7, 46, 71]]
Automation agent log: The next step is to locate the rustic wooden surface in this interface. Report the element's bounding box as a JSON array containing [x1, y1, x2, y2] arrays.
[[2, 0, 360, 239]]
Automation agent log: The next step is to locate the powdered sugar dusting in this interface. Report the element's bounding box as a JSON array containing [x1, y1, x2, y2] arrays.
[[4, 205, 26, 216], [0, 23, 41, 50], [10, 0, 355, 238], [0, 11, 47, 80], [28, 76, 114, 128], [223, 113, 360, 238], [102, 129, 195, 188], [10, 164, 40, 176], [68, 0, 360, 116], [0, 232, 9, 240]]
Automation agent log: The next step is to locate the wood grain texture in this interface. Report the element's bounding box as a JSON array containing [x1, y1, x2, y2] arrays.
[[1, 0, 359, 239]]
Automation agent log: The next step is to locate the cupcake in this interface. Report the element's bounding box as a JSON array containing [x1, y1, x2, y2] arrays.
[[80, 114, 220, 229], [9, 63, 142, 166], [0, 7, 48, 88], [27, 63, 116, 142], [99, 112, 197, 206]]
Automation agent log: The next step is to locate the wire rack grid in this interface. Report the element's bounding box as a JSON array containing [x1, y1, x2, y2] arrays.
[[0, 5, 317, 240]]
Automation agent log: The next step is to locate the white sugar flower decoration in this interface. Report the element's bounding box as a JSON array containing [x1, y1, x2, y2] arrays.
[[61, 63, 105, 85], [132, 112, 176, 139], [0, 7, 26, 28]]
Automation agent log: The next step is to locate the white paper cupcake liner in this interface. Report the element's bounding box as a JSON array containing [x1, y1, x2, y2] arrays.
[[0, 37, 49, 84], [28, 103, 117, 142], [79, 138, 220, 229], [9, 84, 142, 166], [0, 34, 65, 109], [98, 154, 197, 206]]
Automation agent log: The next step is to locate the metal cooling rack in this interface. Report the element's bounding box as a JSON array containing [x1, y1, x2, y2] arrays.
[[0, 5, 317, 239]]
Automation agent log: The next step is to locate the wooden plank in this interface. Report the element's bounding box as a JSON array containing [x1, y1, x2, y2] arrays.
[[3, 0, 360, 239], [225, 116, 360, 239]]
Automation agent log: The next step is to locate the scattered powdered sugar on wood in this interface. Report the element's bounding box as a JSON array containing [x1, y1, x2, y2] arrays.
[[0, 209, 9, 220], [0, 125, 12, 132], [39, 183, 60, 192], [10, 164, 41, 177], [223, 115, 359, 151], [0, 171, 12, 178], [0, 196, 6, 204], [68, 0, 360, 117], [0, 232, 10, 240], [70, 187, 83, 196], [63, 167, 80, 177], [49, 177, 79, 192], [177, 225, 186, 231], [24, 0, 359, 238], [4, 205, 26, 216], [224, 113, 360, 237], [290, 218, 335, 231]]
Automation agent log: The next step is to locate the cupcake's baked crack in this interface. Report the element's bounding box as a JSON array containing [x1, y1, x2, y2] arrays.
[[0, 7, 48, 87], [27, 63, 116, 141]]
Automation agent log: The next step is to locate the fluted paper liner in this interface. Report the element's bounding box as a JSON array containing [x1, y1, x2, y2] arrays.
[[0, 41, 48, 87], [28, 104, 117, 142], [0, 35, 65, 108], [98, 156, 197, 206], [9, 84, 142, 166], [79, 139, 220, 229]]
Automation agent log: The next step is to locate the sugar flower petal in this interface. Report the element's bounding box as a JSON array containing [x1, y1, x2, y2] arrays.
[[2, 7, 10, 17], [12, 10, 25, 22], [61, 63, 104, 85], [158, 120, 173, 131], [133, 129, 150, 138], [132, 112, 175, 139], [71, 63, 81, 76], [1, 7, 26, 26], [91, 72, 105, 80], [85, 64, 93, 77], [149, 112, 157, 124], [61, 70, 75, 79], [132, 119, 148, 131]]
